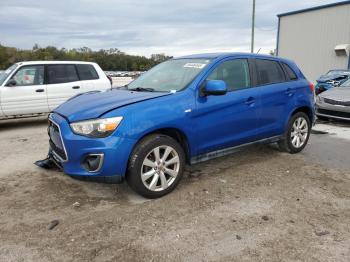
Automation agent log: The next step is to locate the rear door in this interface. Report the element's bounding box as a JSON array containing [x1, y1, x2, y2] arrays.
[[75, 64, 100, 92], [0, 65, 49, 116], [193, 58, 260, 155], [254, 59, 296, 139], [46, 64, 82, 110]]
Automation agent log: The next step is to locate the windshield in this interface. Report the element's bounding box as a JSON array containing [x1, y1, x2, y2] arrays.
[[127, 59, 211, 92], [340, 78, 350, 87], [0, 64, 18, 85]]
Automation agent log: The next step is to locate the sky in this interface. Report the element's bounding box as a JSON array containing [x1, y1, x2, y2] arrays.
[[0, 0, 338, 57]]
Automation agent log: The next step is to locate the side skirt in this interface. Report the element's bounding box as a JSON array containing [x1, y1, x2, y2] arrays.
[[190, 135, 282, 164]]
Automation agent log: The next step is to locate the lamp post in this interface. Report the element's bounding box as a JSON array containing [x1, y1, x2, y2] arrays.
[[251, 0, 256, 53]]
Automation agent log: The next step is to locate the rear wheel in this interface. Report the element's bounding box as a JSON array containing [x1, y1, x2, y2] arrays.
[[127, 134, 185, 198], [278, 112, 311, 154]]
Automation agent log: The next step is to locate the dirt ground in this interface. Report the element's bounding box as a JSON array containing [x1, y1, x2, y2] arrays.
[[0, 117, 349, 262]]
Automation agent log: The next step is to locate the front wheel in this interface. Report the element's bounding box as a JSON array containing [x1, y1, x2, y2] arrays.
[[126, 134, 185, 198], [278, 112, 311, 154]]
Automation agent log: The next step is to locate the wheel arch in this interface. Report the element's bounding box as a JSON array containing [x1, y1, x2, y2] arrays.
[[291, 106, 314, 123], [130, 127, 191, 164], [283, 105, 314, 134]]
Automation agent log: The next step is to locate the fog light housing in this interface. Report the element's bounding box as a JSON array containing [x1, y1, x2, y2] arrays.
[[81, 154, 104, 172]]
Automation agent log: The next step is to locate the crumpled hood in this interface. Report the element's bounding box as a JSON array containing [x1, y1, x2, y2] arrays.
[[319, 87, 350, 101], [317, 73, 349, 83], [53, 89, 170, 122]]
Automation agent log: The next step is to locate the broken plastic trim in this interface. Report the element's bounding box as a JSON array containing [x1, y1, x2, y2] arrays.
[[34, 151, 63, 171]]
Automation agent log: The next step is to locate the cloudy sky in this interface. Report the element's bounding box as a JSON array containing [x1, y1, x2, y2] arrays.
[[0, 0, 336, 57]]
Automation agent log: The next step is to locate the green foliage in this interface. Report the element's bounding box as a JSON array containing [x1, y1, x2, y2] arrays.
[[0, 44, 173, 71]]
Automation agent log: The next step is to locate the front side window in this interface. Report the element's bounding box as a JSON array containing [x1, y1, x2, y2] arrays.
[[207, 59, 250, 91], [48, 65, 79, 84], [127, 59, 211, 92], [11, 65, 44, 86], [76, 64, 99, 80], [256, 59, 285, 85]]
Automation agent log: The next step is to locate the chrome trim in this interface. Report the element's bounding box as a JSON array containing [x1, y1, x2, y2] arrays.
[[49, 117, 69, 162], [85, 153, 104, 173], [190, 135, 282, 164]]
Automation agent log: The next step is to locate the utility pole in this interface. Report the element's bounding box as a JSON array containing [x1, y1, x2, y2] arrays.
[[251, 0, 256, 53]]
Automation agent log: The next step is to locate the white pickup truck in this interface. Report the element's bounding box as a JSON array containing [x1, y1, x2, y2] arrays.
[[0, 61, 111, 119]]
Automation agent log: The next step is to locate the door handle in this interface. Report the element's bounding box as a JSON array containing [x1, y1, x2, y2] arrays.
[[72, 86, 80, 89], [245, 96, 255, 105], [35, 89, 45, 92], [285, 88, 294, 96]]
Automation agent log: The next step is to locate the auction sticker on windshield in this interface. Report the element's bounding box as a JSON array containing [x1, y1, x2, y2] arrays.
[[184, 63, 206, 69]]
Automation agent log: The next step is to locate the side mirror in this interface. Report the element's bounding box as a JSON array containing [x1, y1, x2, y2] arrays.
[[6, 79, 17, 87], [202, 80, 227, 96]]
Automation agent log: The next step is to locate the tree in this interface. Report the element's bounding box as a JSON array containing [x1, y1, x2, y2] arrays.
[[0, 44, 164, 71]]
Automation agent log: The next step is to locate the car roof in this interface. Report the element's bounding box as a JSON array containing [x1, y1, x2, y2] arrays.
[[15, 61, 97, 66], [177, 52, 280, 60]]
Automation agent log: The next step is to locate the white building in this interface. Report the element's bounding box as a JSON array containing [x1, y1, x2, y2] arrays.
[[276, 1, 350, 82]]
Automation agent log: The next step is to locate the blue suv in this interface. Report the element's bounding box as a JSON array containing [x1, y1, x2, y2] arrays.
[[45, 53, 315, 198]]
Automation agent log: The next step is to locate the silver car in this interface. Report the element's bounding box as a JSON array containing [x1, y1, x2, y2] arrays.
[[316, 79, 350, 121]]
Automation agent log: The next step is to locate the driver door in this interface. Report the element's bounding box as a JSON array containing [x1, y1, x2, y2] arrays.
[[1, 65, 49, 116], [192, 58, 260, 155]]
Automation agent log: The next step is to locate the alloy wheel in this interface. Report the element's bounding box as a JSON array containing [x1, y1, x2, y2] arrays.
[[290, 117, 309, 148], [141, 146, 180, 192]]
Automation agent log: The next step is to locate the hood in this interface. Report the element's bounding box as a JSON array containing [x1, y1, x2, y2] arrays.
[[319, 87, 350, 101], [54, 89, 170, 122], [317, 73, 349, 83]]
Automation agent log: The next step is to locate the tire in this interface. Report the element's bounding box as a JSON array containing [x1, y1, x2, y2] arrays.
[[126, 134, 185, 198], [278, 112, 311, 154]]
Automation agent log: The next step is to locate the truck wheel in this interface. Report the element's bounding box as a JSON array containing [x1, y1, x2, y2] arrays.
[[127, 134, 185, 198], [278, 112, 311, 154]]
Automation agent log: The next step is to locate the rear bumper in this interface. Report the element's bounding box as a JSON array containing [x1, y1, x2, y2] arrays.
[[49, 113, 137, 181]]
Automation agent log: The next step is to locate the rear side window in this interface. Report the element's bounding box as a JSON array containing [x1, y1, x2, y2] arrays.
[[47, 65, 79, 84], [76, 64, 99, 80], [207, 59, 250, 91], [281, 63, 297, 80], [255, 59, 285, 85]]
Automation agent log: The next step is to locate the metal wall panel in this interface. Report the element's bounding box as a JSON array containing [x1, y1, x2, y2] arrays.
[[278, 4, 350, 82]]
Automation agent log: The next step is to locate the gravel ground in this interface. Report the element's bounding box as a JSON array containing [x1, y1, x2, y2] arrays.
[[0, 117, 349, 262]]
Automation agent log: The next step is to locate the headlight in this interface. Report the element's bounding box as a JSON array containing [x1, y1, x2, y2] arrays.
[[316, 95, 322, 103], [70, 117, 123, 138]]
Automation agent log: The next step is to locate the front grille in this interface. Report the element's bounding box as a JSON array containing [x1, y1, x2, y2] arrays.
[[317, 108, 350, 119], [323, 98, 350, 106], [48, 120, 67, 161]]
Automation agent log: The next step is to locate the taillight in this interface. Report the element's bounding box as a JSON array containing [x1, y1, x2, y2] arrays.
[[107, 75, 113, 85], [308, 82, 315, 94]]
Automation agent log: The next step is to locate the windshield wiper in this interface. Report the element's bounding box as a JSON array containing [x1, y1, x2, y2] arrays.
[[128, 87, 155, 92]]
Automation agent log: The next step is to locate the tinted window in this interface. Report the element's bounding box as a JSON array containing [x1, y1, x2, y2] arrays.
[[282, 63, 297, 80], [76, 64, 99, 80], [256, 59, 285, 85], [11, 65, 44, 86], [207, 59, 250, 91], [48, 65, 79, 84]]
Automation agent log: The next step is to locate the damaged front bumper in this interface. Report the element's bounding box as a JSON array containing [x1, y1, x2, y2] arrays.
[[35, 113, 137, 184]]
